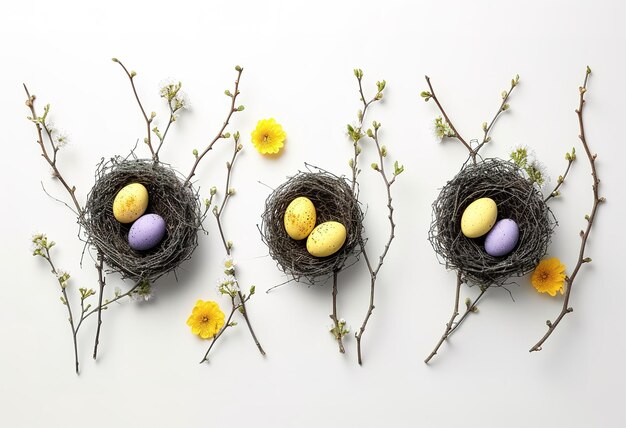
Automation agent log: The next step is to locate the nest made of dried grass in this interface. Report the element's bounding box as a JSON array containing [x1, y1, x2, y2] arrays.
[[429, 158, 556, 285], [260, 165, 363, 284], [81, 157, 202, 282]]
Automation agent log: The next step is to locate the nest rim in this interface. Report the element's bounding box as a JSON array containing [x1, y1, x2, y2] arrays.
[[260, 165, 364, 284], [81, 156, 203, 283], [428, 157, 556, 285]]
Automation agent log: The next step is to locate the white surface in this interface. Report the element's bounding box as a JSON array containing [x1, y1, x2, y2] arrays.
[[1, 0, 624, 426]]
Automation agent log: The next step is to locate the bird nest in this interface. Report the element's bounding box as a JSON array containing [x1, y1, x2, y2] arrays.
[[260, 166, 363, 284], [81, 157, 203, 282], [428, 158, 556, 285]]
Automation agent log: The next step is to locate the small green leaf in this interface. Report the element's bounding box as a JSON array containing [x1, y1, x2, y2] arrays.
[[393, 161, 404, 176]]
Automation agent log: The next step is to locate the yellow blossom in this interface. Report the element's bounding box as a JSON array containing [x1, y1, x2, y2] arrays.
[[186, 300, 225, 339], [531, 258, 566, 296], [251, 118, 286, 155]]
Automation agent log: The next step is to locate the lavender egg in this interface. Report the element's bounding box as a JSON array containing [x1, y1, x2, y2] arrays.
[[484, 219, 519, 257], [128, 214, 166, 251]]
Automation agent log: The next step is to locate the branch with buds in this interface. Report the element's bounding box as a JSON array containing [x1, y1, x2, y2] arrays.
[[530, 67, 604, 352], [199, 132, 265, 363], [421, 74, 519, 164], [347, 69, 404, 365]]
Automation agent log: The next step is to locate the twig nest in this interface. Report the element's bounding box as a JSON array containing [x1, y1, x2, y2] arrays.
[[82, 157, 202, 282], [260, 166, 363, 283], [429, 158, 555, 285]]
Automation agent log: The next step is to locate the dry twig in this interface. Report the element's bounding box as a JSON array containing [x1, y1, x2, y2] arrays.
[[529, 67, 603, 352]]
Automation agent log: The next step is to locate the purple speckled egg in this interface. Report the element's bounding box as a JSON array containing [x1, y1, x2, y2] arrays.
[[128, 214, 166, 251], [484, 219, 519, 257]]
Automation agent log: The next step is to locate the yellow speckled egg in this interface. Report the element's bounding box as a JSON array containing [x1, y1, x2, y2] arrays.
[[461, 197, 497, 238], [306, 221, 347, 257], [113, 183, 149, 223], [284, 197, 317, 240]]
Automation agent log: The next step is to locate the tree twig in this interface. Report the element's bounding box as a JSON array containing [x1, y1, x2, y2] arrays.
[[347, 71, 400, 365], [206, 134, 265, 358], [184, 67, 244, 186], [329, 270, 345, 354], [446, 286, 487, 338], [154, 100, 176, 159], [24, 85, 82, 215], [355, 126, 397, 365], [544, 156, 575, 202], [423, 75, 518, 164], [200, 295, 239, 364], [112, 59, 157, 161], [474, 76, 518, 155], [424, 76, 472, 155], [349, 72, 382, 194], [425, 272, 462, 363], [92, 251, 106, 360], [41, 246, 80, 374], [530, 67, 603, 353]]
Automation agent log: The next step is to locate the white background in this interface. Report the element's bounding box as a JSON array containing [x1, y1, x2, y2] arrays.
[[1, 0, 624, 426]]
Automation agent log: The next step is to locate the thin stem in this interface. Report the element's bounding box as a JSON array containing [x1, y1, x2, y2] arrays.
[[236, 290, 265, 356], [530, 68, 602, 352], [23, 85, 82, 215], [424, 75, 518, 164], [64, 285, 80, 374], [355, 129, 397, 365], [349, 75, 381, 194], [200, 296, 239, 363], [474, 80, 517, 155], [329, 270, 345, 354], [355, 265, 374, 365], [184, 68, 243, 186], [544, 158, 574, 202], [41, 247, 80, 374], [210, 136, 265, 356], [154, 101, 176, 159], [217, 145, 238, 221], [76, 281, 143, 324], [425, 272, 463, 364], [92, 252, 106, 360], [425, 76, 473, 156], [113, 60, 157, 161], [346, 73, 398, 365], [446, 287, 487, 338]]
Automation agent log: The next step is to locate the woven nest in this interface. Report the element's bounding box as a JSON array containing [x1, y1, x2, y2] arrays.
[[81, 157, 202, 282], [260, 166, 363, 283], [429, 158, 556, 285]]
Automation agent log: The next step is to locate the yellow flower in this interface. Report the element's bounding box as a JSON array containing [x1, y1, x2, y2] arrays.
[[186, 300, 225, 339], [531, 258, 566, 296], [251, 118, 286, 154]]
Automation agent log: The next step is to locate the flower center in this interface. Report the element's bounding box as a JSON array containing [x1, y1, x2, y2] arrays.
[[540, 271, 549, 281], [263, 134, 270, 143], [202, 315, 209, 323]]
